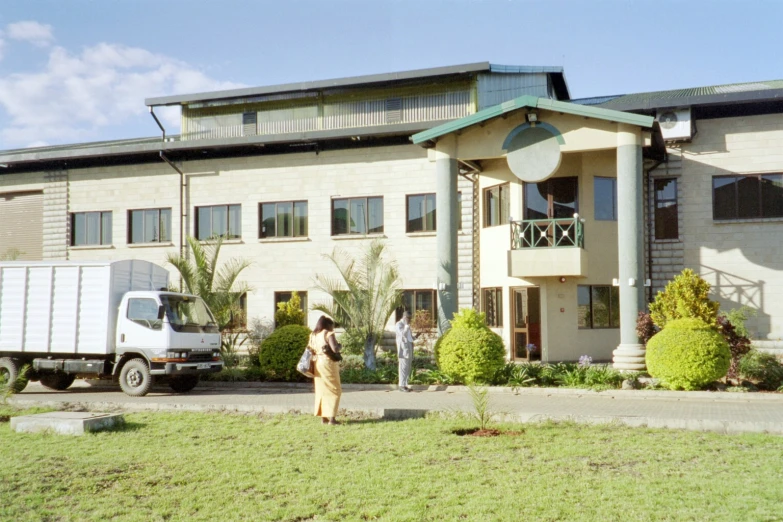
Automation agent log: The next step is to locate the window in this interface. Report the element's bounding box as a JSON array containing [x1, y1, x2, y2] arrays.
[[274, 291, 308, 326], [482, 288, 503, 327], [71, 211, 112, 246], [127, 298, 162, 330], [654, 179, 678, 239], [407, 193, 436, 233], [332, 197, 383, 235], [129, 208, 171, 244], [525, 177, 579, 219], [396, 289, 437, 328], [225, 293, 248, 330], [594, 177, 616, 221], [196, 204, 241, 240], [713, 174, 783, 220], [577, 285, 620, 329], [484, 183, 510, 227], [260, 201, 308, 238]]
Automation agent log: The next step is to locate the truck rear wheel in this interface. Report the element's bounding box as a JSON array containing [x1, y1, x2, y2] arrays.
[[0, 357, 28, 393], [39, 373, 76, 391], [169, 375, 200, 393], [119, 358, 153, 397]]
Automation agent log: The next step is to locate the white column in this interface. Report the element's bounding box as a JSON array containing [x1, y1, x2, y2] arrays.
[[613, 124, 647, 371], [435, 135, 459, 335]]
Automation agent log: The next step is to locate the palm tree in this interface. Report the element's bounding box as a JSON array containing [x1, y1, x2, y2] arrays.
[[313, 239, 402, 370], [165, 236, 252, 331]]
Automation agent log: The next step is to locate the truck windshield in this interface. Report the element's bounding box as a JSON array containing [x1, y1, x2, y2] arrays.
[[160, 295, 219, 334]]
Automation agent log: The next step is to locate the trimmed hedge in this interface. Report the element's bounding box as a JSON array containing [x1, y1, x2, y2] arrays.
[[437, 316, 505, 384], [646, 318, 730, 390], [258, 324, 311, 381]]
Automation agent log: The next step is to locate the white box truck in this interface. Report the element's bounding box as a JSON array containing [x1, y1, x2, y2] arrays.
[[0, 260, 223, 396]]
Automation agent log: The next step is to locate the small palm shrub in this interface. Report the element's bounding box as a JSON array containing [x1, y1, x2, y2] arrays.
[[437, 309, 505, 384], [649, 269, 720, 329], [258, 324, 311, 381], [738, 350, 783, 390], [646, 318, 730, 390]]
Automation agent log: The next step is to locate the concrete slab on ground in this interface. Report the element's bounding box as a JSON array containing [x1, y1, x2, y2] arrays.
[[10, 411, 124, 436]]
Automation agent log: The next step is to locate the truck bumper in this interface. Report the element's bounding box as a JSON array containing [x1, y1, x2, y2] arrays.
[[150, 362, 224, 376]]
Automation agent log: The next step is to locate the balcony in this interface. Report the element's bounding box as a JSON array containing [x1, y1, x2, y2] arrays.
[[508, 216, 588, 278]]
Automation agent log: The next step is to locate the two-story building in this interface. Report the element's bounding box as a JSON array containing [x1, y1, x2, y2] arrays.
[[1, 63, 781, 364]]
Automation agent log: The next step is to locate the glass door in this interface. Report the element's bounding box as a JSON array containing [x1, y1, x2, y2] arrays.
[[511, 287, 541, 361]]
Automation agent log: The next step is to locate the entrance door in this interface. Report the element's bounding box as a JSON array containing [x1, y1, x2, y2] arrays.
[[511, 287, 541, 361]]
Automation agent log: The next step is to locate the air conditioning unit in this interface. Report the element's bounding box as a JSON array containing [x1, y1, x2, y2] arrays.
[[656, 108, 692, 141]]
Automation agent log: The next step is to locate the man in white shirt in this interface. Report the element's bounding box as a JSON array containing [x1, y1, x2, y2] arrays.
[[395, 311, 415, 392]]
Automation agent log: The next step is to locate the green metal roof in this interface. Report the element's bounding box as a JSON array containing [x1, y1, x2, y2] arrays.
[[590, 79, 783, 111], [410, 95, 654, 145]]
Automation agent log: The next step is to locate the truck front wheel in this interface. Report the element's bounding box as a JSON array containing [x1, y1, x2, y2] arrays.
[[0, 357, 28, 393], [169, 375, 199, 393], [119, 359, 153, 397], [39, 373, 76, 391]]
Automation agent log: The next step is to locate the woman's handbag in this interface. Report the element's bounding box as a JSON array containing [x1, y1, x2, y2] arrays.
[[296, 348, 315, 378], [323, 343, 343, 362]]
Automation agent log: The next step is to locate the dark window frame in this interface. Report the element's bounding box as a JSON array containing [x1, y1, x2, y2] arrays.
[[577, 285, 620, 329], [274, 291, 308, 327], [128, 207, 172, 244], [395, 289, 437, 328], [483, 183, 510, 228], [593, 177, 617, 221], [195, 204, 242, 240], [331, 196, 384, 236], [482, 287, 503, 327], [259, 200, 308, 239], [712, 173, 783, 220], [70, 211, 112, 246], [406, 193, 437, 233], [654, 178, 679, 239]]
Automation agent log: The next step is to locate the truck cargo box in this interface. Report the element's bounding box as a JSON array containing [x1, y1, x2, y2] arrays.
[[0, 260, 169, 355]]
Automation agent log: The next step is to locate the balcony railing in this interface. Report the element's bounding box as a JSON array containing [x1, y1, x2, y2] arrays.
[[511, 216, 585, 249]]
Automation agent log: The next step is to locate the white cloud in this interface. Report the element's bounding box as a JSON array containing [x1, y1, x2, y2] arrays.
[[6, 21, 54, 47], [0, 36, 5, 61], [0, 42, 244, 148]]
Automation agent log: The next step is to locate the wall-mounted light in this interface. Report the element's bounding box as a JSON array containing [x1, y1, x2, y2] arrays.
[[559, 276, 567, 283], [612, 278, 620, 287], [526, 111, 538, 123]]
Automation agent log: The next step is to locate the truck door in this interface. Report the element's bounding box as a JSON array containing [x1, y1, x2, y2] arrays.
[[118, 297, 166, 352]]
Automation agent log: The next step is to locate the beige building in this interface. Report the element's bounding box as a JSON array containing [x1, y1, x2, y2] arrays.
[[1, 63, 782, 362]]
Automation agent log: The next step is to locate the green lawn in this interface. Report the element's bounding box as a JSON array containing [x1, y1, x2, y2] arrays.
[[1, 407, 782, 522]]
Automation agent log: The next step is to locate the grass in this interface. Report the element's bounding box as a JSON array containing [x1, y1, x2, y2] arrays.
[[2, 407, 782, 521]]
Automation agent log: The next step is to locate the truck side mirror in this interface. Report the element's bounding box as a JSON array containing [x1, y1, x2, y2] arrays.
[[158, 305, 166, 320]]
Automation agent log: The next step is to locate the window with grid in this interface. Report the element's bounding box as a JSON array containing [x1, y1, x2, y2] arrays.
[[577, 285, 620, 329], [713, 174, 783, 220], [71, 211, 112, 246], [482, 287, 503, 327], [395, 289, 437, 328], [129, 208, 172, 244], [332, 196, 383, 235], [196, 204, 241, 240], [260, 201, 308, 238], [484, 183, 510, 227], [654, 179, 678, 239]]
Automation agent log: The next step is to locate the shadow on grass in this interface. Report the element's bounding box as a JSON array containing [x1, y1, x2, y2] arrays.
[[98, 421, 146, 434]]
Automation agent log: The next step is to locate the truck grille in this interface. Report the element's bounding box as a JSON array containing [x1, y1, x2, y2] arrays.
[[187, 353, 213, 362]]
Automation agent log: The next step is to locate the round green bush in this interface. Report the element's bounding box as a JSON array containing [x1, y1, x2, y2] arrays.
[[437, 327, 505, 384], [646, 318, 730, 390], [258, 324, 311, 381]]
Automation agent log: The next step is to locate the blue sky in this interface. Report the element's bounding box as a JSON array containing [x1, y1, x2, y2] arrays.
[[1, 0, 781, 149]]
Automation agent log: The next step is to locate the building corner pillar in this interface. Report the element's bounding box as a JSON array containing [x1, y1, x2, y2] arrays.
[[613, 125, 647, 371], [435, 135, 459, 335]]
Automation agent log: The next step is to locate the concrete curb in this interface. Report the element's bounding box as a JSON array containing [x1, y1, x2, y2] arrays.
[[193, 380, 783, 402]]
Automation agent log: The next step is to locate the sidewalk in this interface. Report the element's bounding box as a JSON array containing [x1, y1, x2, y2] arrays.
[[10, 380, 783, 435]]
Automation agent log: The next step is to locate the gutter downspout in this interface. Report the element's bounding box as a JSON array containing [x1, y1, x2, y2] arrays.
[[149, 107, 166, 142], [159, 151, 185, 291]]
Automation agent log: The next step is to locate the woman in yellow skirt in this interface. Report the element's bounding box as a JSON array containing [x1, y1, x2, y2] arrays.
[[309, 316, 342, 425]]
